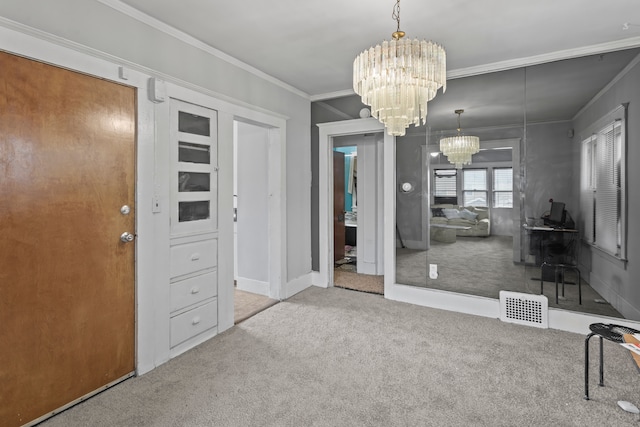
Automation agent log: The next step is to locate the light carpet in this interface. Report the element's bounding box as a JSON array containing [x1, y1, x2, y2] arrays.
[[41, 286, 640, 426], [396, 235, 622, 318]]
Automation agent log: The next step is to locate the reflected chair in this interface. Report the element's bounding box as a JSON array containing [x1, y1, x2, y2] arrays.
[[540, 233, 581, 304]]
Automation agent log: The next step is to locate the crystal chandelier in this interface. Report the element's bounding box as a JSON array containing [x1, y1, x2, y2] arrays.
[[353, 0, 446, 136], [439, 109, 480, 169]]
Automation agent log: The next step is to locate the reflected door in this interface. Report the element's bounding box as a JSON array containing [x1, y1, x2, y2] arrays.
[[0, 52, 136, 426], [333, 151, 345, 262]]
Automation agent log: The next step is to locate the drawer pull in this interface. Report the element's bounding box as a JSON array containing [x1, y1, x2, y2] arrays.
[[192, 316, 201, 325], [190, 287, 200, 294], [190, 253, 200, 261]]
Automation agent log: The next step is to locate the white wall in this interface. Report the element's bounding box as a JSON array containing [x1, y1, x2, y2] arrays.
[[236, 122, 270, 287], [0, 0, 313, 374], [0, 0, 312, 285]]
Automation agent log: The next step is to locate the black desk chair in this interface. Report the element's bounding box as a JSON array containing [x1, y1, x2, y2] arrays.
[[539, 233, 581, 305]]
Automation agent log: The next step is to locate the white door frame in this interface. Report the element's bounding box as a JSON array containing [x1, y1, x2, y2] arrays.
[[317, 118, 395, 291]]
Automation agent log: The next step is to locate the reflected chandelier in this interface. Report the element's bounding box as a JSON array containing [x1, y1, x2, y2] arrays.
[[439, 109, 480, 169], [353, 0, 446, 136]]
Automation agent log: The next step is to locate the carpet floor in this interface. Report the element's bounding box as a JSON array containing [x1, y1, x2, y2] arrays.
[[333, 269, 384, 295], [40, 286, 640, 426], [396, 235, 622, 318], [234, 288, 278, 324]]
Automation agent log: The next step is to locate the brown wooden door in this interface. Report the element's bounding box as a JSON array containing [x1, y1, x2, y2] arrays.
[[0, 51, 136, 426], [333, 151, 345, 262]]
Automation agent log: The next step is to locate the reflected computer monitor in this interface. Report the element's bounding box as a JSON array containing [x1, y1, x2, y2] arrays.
[[547, 201, 566, 226]]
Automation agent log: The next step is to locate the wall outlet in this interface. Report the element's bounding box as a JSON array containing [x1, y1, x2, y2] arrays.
[[429, 264, 438, 279]]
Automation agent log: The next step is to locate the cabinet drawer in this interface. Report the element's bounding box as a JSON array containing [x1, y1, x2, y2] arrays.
[[171, 272, 217, 313], [170, 239, 217, 278], [170, 300, 218, 348]]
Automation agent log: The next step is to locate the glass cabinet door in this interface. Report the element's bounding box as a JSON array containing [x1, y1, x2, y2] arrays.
[[171, 99, 218, 235]]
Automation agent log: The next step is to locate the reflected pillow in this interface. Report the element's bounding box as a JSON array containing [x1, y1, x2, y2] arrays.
[[442, 208, 461, 219], [460, 208, 478, 221], [431, 207, 446, 217]]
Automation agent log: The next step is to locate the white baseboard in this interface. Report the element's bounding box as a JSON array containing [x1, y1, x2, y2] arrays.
[[312, 270, 327, 287], [387, 283, 500, 319], [386, 282, 640, 336], [398, 239, 427, 250], [284, 272, 313, 299], [236, 277, 269, 296]]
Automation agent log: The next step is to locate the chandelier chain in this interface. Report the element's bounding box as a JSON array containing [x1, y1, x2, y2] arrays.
[[392, 0, 401, 33]]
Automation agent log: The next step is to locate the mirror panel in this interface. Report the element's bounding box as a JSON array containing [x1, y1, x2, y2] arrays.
[[395, 49, 640, 319]]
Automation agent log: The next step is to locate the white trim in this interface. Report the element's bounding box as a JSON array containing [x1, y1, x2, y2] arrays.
[[0, 17, 290, 123], [312, 37, 640, 101], [0, 22, 163, 374], [447, 37, 640, 80], [311, 89, 356, 102], [236, 277, 270, 296], [317, 118, 388, 288], [284, 273, 314, 300], [386, 283, 640, 335], [574, 53, 640, 121], [96, 0, 309, 100]]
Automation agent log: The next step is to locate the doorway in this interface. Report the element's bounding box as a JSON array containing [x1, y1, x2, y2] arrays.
[[233, 120, 277, 312], [318, 119, 391, 292], [0, 51, 136, 426]]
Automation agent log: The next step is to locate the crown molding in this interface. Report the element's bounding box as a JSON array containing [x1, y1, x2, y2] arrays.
[[0, 16, 289, 121], [573, 52, 640, 120], [97, 0, 310, 100], [312, 36, 640, 100]]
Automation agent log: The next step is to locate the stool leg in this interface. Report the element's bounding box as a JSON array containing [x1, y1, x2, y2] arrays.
[[585, 332, 595, 400], [599, 336, 604, 387], [577, 269, 582, 305], [554, 267, 559, 304]]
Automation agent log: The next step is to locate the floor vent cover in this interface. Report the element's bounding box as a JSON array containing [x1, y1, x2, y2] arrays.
[[499, 291, 548, 329]]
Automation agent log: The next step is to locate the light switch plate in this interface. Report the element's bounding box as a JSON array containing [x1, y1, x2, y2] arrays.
[[429, 264, 438, 279]]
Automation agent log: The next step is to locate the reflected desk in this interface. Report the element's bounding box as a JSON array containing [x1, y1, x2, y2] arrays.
[[523, 225, 579, 283]]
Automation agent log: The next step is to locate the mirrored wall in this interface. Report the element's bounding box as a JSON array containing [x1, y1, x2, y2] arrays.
[[394, 48, 640, 319]]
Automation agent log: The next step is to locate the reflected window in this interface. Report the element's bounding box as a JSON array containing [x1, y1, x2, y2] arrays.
[[463, 169, 487, 207], [493, 168, 513, 208], [433, 169, 457, 205], [580, 112, 625, 260]]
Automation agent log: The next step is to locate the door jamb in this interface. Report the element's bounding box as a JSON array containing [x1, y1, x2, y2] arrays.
[[317, 118, 393, 290]]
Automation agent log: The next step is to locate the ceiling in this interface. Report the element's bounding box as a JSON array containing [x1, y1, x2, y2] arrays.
[[114, 0, 640, 100]]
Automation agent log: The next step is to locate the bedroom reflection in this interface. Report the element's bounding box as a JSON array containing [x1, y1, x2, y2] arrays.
[[395, 49, 640, 319]]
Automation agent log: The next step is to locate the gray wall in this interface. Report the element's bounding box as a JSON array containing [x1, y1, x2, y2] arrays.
[[0, 0, 312, 282], [572, 58, 640, 319], [523, 121, 575, 220]]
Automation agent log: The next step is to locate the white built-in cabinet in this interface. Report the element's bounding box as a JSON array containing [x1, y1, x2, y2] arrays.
[[169, 99, 219, 357]]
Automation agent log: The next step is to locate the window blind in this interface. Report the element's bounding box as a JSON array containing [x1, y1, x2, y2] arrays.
[[493, 168, 513, 208], [579, 104, 626, 260]]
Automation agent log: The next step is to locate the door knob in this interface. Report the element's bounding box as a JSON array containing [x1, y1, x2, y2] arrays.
[[120, 232, 135, 243]]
